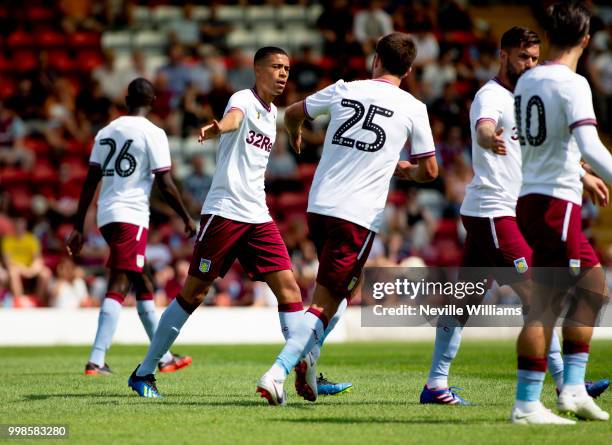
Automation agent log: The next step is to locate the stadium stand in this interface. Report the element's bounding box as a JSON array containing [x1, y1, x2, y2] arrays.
[[0, 0, 610, 310]]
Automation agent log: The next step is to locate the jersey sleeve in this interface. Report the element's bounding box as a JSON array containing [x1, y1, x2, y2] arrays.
[[224, 91, 248, 116], [471, 88, 502, 128], [565, 76, 598, 131], [147, 128, 172, 174], [408, 103, 436, 159], [88, 132, 102, 166], [304, 80, 343, 120]]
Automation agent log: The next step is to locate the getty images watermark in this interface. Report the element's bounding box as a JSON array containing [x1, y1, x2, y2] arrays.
[[360, 267, 611, 327]]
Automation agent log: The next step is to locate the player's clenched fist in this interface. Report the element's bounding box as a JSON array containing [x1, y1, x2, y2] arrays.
[[184, 218, 197, 238], [288, 130, 302, 154], [198, 120, 221, 143], [490, 128, 507, 155]]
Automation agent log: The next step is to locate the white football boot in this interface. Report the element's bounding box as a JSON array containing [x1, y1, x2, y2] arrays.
[[557, 388, 610, 421], [256, 371, 286, 406], [294, 351, 318, 402], [511, 401, 576, 425]]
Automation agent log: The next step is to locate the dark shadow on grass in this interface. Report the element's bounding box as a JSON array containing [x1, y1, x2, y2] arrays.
[[271, 417, 496, 425], [22, 393, 137, 401]]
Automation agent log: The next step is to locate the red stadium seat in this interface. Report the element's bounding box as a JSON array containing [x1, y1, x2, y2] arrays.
[[12, 51, 38, 72], [0, 78, 16, 99], [31, 162, 56, 187], [47, 50, 74, 72], [7, 31, 34, 48], [10, 188, 33, 214], [26, 6, 54, 22], [69, 32, 100, 48], [0, 167, 29, 187], [76, 50, 104, 71], [0, 55, 11, 72], [23, 138, 51, 156], [38, 31, 67, 48]]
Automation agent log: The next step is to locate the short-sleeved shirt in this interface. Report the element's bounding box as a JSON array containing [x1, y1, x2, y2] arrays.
[[515, 64, 598, 205], [304, 79, 435, 233], [461, 78, 522, 217], [203, 88, 277, 224], [89, 116, 171, 229], [1, 233, 40, 267]]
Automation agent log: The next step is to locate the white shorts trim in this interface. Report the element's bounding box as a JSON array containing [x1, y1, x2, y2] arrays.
[[135, 226, 144, 242], [357, 232, 373, 260], [489, 217, 499, 249], [198, 215, 215, 241], [561, 202, 572, 242]]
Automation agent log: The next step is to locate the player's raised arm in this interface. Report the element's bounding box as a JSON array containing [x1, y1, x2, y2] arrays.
[[154, 171, 197, 238], [284, 100, 307, 154], [66, 163, 102, 256], [198, 108, 244, 143], [476, 121, 507, 155]]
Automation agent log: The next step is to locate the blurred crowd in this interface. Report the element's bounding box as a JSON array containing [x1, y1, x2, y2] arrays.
[[0, 0, 611, 309]]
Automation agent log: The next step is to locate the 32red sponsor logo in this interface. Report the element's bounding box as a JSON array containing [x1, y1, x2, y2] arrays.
[[246, 131, 272, 152]]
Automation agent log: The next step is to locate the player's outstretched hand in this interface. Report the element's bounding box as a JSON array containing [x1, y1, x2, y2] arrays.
[[288, 130, 302, 154], [184, 218, 197, 238], [491, 128, 507, 155], [198, 120, 221, 143], [66, 230, 84, 257], [582, 172, 609, 207]]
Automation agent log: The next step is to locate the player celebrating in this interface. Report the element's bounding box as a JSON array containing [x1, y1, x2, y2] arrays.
[[421, 27, 609, 406], [511, 1, 612, 424], [256, 32, 438, 405], [128, 47, 349, 399], [67, 78, 197, 375]]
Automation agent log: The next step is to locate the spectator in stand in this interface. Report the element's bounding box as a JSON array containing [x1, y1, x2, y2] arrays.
[[430, 82, 465, 129], [201, 72, 233, 120], [92, 51, 127, 103], [165, 4, 201, 49], [157, 45, 192, 109], [199, 2, 233, 53], [1, 216, 52, 305], [291, 45, 323, 94], [59, 0, 103, 33], [117, 51, 156, 87], [590, 26, 612, 130], [437, 0, 473, 32], [410, 23, 440, 69], [76, 77, 113, 136], [227, 48, 256, 92], [422, 49, 458, 102], [353, 1, 394, 55], [50, 256, 94, 308], [317, 0, 361, 60], [0, 101, 33, 170], [182, 154, 213, 215]]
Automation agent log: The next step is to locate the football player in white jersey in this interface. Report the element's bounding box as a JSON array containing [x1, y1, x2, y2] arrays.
[[67, 78, 197, 376], [511, 1, 612, 424], [421, 27, 609, 406], [257, 32, 439, 405], [128, 47, 349, 399]]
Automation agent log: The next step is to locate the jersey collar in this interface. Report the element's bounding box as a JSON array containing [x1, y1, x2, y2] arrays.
[[250, 88, 272, 112], [492, 76, 514, 93]]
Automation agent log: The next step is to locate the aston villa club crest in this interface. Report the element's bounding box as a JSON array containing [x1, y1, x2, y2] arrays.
[[256, 111, 261, 119], [569, 258, 581, 276], [347, 276, 358, 291], [199, 258, 212, 273], [514, 257, 528, 274]]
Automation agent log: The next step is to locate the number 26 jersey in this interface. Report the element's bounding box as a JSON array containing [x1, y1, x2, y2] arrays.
[[515, 64, 598, 205], [304, 79, 436, 232], [89, 116, 171, 229]]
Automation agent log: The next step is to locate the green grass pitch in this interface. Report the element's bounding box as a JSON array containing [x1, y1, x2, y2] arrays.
[[1, 341, 611, 444]]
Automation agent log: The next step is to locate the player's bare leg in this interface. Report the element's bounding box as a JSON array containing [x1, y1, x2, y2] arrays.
[[86, 269, 131, 375]]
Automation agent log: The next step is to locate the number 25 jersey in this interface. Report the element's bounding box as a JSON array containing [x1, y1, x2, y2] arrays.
[[304, 79, 436, 232], [515, 64, 598, 205], [89, 116, 171, 229]]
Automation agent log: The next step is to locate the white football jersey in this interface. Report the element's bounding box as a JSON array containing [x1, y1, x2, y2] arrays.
[[305, 79, 435, 232], [89, 116, 171, 229], [461, 78, 522, 217], [203, 89, 276, 224], [515, 64, 597, 205]]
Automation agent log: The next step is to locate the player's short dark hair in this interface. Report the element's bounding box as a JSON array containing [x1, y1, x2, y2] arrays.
[[375, 32, 417, 76], [500, 26, 540, 50], [126, 78, 155, 108], [545, 1, 591, 48], [254, 46, 288, 65]]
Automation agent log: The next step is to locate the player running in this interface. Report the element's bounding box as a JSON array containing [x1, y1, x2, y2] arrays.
[[421, 26, 609, 406], [511, 1, 612, 424], [67, 78, 197, 376], [256, 32, 439, 405], [127, 47, 349, 399]]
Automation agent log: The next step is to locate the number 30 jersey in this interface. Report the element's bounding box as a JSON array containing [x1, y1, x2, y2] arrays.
[[203, 88, 276, 224], [515, 64, 598, 205], [304, 79, 435, 232], [89, 116, 171, 229]]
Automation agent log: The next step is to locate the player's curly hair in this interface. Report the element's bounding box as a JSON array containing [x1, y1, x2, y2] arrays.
[[375, 32, 417, 77], [545, 1, 591, 49]]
